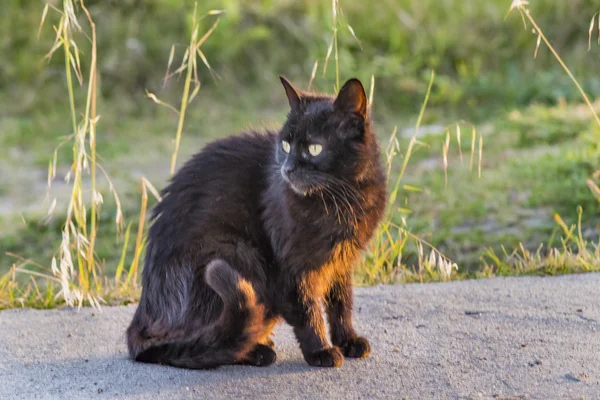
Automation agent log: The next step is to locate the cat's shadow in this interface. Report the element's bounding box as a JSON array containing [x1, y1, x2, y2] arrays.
[[9, 353, 332, 397]]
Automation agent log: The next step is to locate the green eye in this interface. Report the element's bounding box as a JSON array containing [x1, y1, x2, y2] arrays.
[[282, 140, 291, 153], [308, 143, 323, 156]]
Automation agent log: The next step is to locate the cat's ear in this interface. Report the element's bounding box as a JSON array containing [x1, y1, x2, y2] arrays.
[[280, 76, 302, 111], [334, 78, 367, 119]]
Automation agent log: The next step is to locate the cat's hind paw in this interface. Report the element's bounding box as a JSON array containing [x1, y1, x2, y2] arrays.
[[304, 347, 344, 368], [242, 344, 277, 367], [340, 336, 370, 358], [263, 337, 275, 349]]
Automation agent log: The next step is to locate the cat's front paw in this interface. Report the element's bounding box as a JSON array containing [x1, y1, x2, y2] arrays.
[[304, 347, 344, 367], [242, 344, 277, 367], [340, 336, 370, 358]]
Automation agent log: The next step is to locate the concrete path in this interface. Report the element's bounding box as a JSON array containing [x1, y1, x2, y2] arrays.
[[1, 274, 599, 399]]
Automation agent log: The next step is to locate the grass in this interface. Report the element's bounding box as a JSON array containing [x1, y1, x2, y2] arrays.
[[1, 1, 600, 308], [5, 1, 600, 120], [2, 0, 143, 308]]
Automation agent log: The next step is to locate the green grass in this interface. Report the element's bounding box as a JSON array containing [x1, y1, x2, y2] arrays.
[[2, 0, 600, 308], [399, 105, 600, 272], [4, 1, 600, 118], [3, 96, 599, 290]]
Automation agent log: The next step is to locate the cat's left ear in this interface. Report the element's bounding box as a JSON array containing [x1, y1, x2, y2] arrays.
[[280, 76, 302, 111], [334, 78, 367, 119]]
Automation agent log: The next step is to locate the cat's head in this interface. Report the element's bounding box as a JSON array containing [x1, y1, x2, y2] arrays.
[[276, 76, 374, 197]]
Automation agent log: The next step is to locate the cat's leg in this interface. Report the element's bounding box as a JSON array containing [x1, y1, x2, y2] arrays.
[[282, 286, 343, 367], [240, 317, 278, 367], [258, 317, 279, 349], [325, 272, 370, 358]]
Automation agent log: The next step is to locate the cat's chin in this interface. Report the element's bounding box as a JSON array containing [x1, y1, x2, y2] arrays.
[[281, 173, 316, 197], [288, 182, 311, 197]]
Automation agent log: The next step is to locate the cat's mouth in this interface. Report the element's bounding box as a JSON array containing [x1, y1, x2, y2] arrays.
[[280, 170, 319, 197]]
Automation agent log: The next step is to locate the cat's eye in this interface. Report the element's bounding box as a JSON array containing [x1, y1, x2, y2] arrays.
[[308, 144, 323, 156], [282, 140, 291, 153]]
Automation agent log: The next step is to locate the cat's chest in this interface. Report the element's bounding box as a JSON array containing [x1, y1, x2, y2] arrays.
[[290, 239, 358, 296], [264, 183, 382, 275], [278, 223, 360, 276], [277, 200, 373, 266]]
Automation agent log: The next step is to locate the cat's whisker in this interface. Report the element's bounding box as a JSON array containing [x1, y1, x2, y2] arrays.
[[323, 184, 356, 227], [322, 186, 343, 224], [312, 173, 365, 226], [319, 192, 329, 215]]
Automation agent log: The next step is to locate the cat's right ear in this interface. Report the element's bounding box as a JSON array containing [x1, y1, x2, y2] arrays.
[[280, 76, 302, 111]]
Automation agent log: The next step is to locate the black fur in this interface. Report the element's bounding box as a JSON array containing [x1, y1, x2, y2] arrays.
[[127, 77, 387, 369]]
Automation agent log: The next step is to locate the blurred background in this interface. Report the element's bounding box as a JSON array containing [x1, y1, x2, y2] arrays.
[[1, 0, 599, 294]]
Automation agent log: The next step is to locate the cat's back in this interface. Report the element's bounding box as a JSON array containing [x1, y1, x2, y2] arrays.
[[175, 131, 275, 188], [149, 131, 276, 251]]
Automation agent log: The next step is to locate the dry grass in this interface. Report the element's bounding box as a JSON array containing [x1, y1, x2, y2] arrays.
[[11, 0, 221, 309], [358, 71, 482, 285], [322, 0, 362, 92], [510, 1, 600, 127], [146, 3, 223, 175], [357, 1, 600, 285], [437, 1, 600, 280], [482, 207, 600, 276], [0, 1, 163, 309], [318, 2, 481, 284]]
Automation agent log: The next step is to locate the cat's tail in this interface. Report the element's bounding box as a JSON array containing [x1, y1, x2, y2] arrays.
[[131, 259, 265, 369]]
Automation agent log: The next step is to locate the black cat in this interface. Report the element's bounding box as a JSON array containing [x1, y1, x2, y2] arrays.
[[127, 77, 387, 369]]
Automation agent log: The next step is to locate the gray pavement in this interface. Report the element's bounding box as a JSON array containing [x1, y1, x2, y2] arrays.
[[1, 274, 599, 399]]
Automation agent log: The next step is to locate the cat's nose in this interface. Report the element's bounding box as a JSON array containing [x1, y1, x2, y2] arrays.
[[282, 161, 295, 175]]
